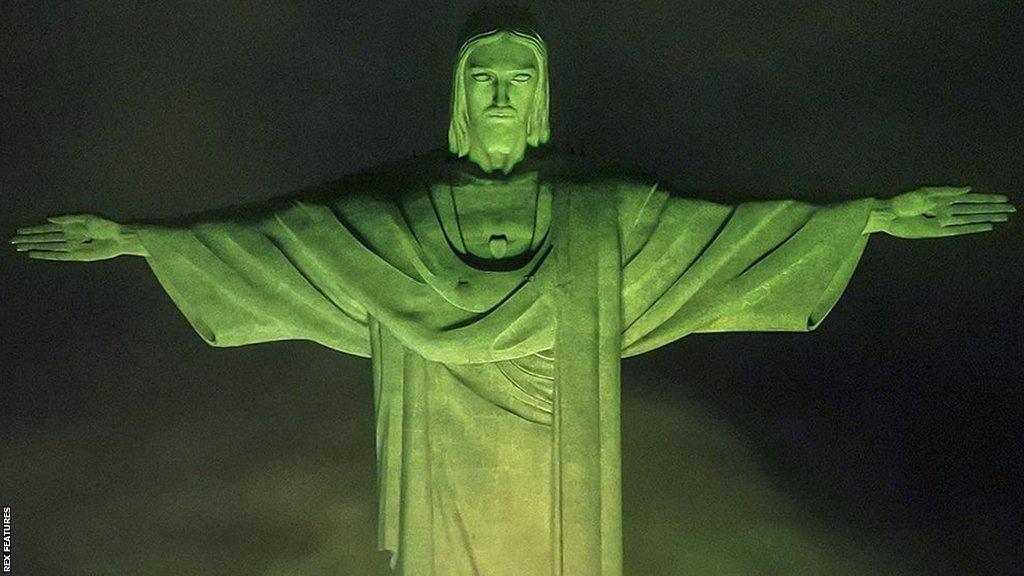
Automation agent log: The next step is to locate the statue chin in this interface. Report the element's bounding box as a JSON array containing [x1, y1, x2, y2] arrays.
[[466, 130, 528, 173], [470, 127, 525, 153], [480, 141, 521, 156]]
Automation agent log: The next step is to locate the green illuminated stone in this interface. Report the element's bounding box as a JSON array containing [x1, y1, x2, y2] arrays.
[[9, 8, 1015, 576]]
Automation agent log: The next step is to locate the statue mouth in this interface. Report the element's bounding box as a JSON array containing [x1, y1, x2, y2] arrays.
[[485, 109, 516, 119]]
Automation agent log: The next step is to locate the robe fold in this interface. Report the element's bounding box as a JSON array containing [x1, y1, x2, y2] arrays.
[[136, 152, 873, 575]]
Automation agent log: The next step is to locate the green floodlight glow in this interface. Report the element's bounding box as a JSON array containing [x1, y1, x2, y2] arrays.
[[9, 6, 1014, 576]]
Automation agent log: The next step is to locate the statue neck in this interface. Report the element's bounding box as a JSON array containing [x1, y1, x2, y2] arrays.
[[452, 144, 551, 183], [467, 146, 526, 175]]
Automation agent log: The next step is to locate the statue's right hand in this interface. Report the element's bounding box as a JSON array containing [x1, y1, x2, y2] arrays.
[[9, 213, 142, 261]]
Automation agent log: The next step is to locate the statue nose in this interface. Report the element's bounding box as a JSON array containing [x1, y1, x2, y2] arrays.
[[494, 80, 510, 106]]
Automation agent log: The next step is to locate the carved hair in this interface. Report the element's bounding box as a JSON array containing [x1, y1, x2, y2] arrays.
[[447, 29, 551, 156]]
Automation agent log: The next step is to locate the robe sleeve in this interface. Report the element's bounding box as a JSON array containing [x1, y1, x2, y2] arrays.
[[619, 183, 874, 358], [135, 200, 371, 357]]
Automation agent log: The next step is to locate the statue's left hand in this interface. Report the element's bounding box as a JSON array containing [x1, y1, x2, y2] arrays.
[[868, 186, 1015, 238]]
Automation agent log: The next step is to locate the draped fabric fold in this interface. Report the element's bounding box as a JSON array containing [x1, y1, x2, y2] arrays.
[[620, 188, 874, 357], [551, 183, 624, 575], [136, 159, 874, 575], [137, 210, 373, 356]]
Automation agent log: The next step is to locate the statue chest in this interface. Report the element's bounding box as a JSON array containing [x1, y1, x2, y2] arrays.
[[441, 182, 551, 260]]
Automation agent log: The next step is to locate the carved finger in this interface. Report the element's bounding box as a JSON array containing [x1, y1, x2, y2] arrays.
[[15, 223, 62, 235], [948, 203, 1016, 215], [27, 251, 82, 261], [935, 223, 994, 237], [930, 186, 971, 197], [9, 234, 40, 245], [15, 242, 71, 252], [951, 194, 1009, 204], [10, 232, 66, 244], [47, 214, 86, 224], [945, 214, 1009, 226]]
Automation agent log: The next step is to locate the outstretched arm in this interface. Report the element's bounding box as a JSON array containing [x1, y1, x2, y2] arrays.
[[10, 204, 371, 356], [863, 186, 1014, 238], [619, 182, 1014, 357], [10, 214, 148, 261]]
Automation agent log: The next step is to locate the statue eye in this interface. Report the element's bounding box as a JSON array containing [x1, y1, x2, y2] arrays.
[[471, 73, 492, 82], [512, 73, 533, 83]]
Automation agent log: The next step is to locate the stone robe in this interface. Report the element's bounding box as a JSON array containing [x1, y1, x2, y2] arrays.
[[136, 150, 873, 576]]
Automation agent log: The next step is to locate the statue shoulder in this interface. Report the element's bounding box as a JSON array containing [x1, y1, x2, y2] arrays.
[[284, 148, 450, 210], [558, 162, 662, 219], [576, 168, 734, 236]]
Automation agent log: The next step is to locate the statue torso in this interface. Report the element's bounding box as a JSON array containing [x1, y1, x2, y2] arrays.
[[445, 169, 550, 260]]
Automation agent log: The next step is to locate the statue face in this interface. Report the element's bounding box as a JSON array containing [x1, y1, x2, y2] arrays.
[[463, 33, 539, 155]]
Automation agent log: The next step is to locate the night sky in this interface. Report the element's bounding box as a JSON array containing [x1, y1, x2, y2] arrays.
[[1, 2, 1021, 575]]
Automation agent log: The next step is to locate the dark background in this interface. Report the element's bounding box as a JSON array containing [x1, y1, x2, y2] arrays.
[[1, 1, 1021, 575]]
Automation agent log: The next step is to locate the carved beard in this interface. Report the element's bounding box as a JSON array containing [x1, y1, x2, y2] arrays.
[[472, 118, 527, 154]]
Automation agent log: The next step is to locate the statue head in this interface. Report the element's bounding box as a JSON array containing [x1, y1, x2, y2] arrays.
[[447, 7, 550, 166]]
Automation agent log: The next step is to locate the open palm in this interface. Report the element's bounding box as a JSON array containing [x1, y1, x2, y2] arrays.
[[882, 186, 1014, 239], [10, 214, 131, 261]]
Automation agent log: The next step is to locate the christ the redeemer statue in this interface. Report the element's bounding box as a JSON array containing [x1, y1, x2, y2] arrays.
[[10, 8, 1014, 576]]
